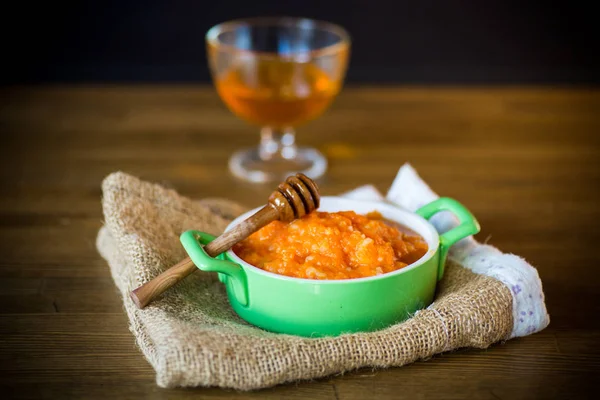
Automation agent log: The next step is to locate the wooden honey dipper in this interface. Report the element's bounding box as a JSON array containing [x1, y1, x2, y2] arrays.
[[130, 173, 321, 309]]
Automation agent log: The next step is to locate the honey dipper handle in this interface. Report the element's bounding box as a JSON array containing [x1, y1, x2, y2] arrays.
[[203, 206, 278, 257], [129, 257, 196, 308], [130, 205, 279, 309]]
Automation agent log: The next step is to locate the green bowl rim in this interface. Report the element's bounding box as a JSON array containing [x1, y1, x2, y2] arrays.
[[224, 196, 440, 285]]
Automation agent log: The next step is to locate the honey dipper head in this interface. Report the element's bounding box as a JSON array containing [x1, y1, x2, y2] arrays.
[[268, 173, 321, 222]]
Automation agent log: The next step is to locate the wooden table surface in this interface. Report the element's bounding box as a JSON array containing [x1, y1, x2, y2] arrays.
[[0, 86, 598, 399]]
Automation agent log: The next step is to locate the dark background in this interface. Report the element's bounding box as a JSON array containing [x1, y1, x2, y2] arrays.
[[2, 0, 597, 85]]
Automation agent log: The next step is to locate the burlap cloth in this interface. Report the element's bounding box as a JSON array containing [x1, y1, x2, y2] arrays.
[[97, 169, 548, 390]]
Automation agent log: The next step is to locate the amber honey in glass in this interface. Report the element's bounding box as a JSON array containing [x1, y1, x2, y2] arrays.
[[214, 59, 342, 128], [206, 18, 350, 183]]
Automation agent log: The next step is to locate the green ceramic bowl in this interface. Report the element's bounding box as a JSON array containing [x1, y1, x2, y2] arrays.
[[180, 196, 480, 337]]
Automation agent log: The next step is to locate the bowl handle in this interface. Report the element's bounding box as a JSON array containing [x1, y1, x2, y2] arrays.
[[180, 230, 249, 306], [415, 197, 480, 281]]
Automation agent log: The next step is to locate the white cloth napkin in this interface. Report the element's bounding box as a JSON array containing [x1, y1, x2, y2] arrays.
[[341, 163, 550, 338]]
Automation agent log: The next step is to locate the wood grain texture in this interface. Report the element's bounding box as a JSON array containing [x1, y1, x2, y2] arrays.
[[0, 85, 599, 399]]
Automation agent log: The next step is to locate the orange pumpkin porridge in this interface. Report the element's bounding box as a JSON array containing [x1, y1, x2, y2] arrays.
[[233, 210, 428, 280]]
